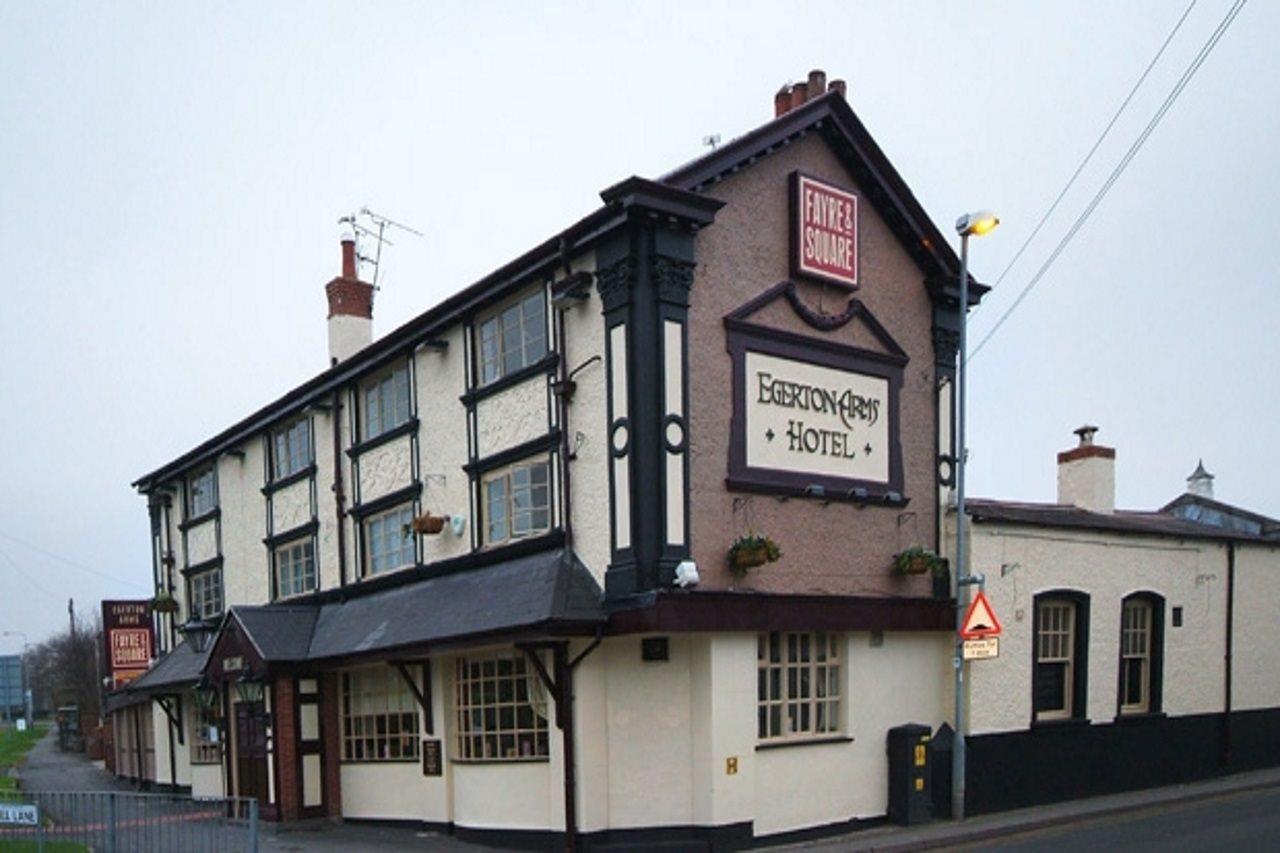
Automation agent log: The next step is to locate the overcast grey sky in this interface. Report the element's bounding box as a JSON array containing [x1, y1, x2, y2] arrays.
[[2, 1, 1276, 650]]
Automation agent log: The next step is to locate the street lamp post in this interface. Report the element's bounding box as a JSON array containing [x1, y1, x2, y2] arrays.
[[951, 211, 998, 822]]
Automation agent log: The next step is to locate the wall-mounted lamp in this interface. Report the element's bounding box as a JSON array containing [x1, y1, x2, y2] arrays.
[[234, 674, 265, 704]]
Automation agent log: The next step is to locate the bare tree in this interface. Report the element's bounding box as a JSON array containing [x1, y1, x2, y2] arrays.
[[26, 610, 103, 723]]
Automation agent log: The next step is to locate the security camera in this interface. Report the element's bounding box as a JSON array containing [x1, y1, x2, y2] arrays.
[[674, 560, 700, 588]]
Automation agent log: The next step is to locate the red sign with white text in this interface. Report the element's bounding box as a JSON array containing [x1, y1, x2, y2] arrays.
[[102, 600, 154, 689], [792, 172, 859, 289]]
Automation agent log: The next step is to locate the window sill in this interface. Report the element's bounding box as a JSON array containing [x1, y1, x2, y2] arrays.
[[349, 481, 422, 520], [1113, 711, 1166, 725], [262, 464, 317, 496], [755, 735, 853, 752], [460, 353, 560, 407], [1030, 717, 1091, 731], [181, 555, 224, 577], [450, 757, 551, 766], [347, 418, 420, 459], [190, 759, 222, 766], [338, 758, 421, 765], [179, 508, 220, 532], [263, 519, 319, 549]]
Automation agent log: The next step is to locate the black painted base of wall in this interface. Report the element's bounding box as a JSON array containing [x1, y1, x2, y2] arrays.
[[953, 707, 1280, 817]]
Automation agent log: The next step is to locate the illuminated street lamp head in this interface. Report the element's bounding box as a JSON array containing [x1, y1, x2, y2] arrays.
[[955, 211, 1000, 237]]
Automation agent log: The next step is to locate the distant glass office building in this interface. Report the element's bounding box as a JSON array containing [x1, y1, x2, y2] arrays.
[[0, 655, 24, 720]]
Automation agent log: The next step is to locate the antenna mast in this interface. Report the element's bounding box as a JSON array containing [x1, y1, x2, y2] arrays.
[[336, 208, 423, 293]]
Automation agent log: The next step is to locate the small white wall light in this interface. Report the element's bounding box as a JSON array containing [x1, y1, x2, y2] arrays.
[[674, 560, 700, 588], [450, 514, 467, 537]]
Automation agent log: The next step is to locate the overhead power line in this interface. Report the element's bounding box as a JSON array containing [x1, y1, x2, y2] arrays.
[[969, 0, 1249, 363], [0, 527, 150, 591], [985, 0, 1200, 294]]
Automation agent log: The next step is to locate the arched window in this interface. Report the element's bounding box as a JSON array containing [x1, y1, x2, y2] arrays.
[[1033, 590, 1090, 723], [1119, 592, 1165, 716]]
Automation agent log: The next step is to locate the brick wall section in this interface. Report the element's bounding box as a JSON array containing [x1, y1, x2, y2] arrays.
[[320, 672, 343, 817], [273, 674, 300, 821]]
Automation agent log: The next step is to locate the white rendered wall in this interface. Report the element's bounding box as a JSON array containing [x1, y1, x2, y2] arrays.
[[1231, 542, 1280, 711], [474, 378, 550, 459], [415, 325, 472, 565], [216, 444, 269, 607], [954, 518, 1230, 734], [270, 480, 311, 533], [355, 434, 413, 504]]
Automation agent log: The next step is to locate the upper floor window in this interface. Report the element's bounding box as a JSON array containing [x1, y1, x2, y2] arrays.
[[363, 365, 412, 440], [478, 290, 547, 386], [1034, 592, 1089, 723], [365, 504, 415, 575], [187, 467, 217, 518], [455, 654, 549, 761], [484, 460, 550, 545], [274, 538, 317, 599], [341, 666, 420, 762], [757, 632, 842, 741], [188, 567, 223, 621], [272, 418, 313, 480], [1119, 593, 1164, 716]]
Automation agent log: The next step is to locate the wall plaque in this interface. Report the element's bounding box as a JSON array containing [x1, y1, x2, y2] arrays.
[[422, 738, 442, 777]]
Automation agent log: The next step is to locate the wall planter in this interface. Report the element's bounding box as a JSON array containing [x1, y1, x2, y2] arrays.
[[408, 512, 448, 536], [893, 546, 945, 577], [729, 534, 781, 575], [150, 593, 179, 615]]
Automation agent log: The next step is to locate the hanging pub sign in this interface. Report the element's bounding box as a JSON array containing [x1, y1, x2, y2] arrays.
[[101, 600, 154, 689], [791, 172, 859, 290]]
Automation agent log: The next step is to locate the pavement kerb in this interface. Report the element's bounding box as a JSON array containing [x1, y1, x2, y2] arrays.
[[821, 771, 1280, 852]]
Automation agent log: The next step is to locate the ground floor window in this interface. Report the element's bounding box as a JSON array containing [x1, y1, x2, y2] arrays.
[[273, 537, 316, 599], [1119, 592, 1163, 716], [340, 666, 420, 761], [189, 700, 221, 764], [757, 632, 842, 741], [1034, 592, 1089, 722], [455, 654, 549, 761]]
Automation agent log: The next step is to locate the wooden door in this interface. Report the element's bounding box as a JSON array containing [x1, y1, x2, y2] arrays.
[[234, 701, 270, 807]]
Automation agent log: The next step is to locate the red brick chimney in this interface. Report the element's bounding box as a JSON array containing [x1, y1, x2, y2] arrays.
[[774, 69, 846, 117], [325, 236, 374, 365]]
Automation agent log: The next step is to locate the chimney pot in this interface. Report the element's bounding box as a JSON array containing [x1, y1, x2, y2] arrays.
[[775, 85, 792, 118], [341, 236, 357, 279], [1187, 459, 1215, 499], [828, 79, 847, 98], [807, 69, 826, 96], [789, 82, 809, 111]]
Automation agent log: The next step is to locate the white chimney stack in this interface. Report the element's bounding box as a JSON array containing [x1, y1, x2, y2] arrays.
[[1057, 425, 1116, 514], [325, 235, 374, 365], [1186, 460, 1214, 499]]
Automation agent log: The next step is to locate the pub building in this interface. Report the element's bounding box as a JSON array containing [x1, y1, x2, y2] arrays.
[[105, 70, 1280, 849]]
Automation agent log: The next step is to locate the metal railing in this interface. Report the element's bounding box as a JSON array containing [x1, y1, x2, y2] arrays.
[[0, 789, 259, 852]]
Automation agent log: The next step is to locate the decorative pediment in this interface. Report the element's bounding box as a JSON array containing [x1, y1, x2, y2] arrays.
[[724, 281, 908, 367]]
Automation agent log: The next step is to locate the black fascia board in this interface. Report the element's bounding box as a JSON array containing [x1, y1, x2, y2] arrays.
[[132, 203, 630, 493], [598, 176, 726, 226]]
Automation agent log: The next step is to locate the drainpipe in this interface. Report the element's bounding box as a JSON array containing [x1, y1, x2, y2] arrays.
[[555, 307, 574, 549], [1222, 541, 1235, 768], [332, 389, 348, 588]]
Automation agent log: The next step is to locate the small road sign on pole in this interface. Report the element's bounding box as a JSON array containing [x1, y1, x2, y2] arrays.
[[959, 590, 1002, 640], [962, 637, 999, 660]]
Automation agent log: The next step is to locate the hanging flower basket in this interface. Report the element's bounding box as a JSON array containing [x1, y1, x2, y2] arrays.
[[893, 546, 945, 577], [408, 512, 447, 536], [150, 592, 180, 615], [728, 534, 782, 574]]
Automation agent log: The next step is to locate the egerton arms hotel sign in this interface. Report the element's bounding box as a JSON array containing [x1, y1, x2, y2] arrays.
[[102, 600, 154, 689], [792, 173, 858, 289]]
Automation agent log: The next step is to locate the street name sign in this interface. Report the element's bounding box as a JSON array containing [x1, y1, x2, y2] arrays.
[[0, 802, 38, 826]]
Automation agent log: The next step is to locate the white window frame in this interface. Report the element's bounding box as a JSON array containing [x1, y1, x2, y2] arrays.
[[1120, 598, 1152, 715], [188, 568, 223, 621], [483, 459, 551, 546], [1034, 599, 1076, 722], [187, 467, 217, 518], [362, 364, 412, 441], [454, 653, 550, 762], [340, 665, 420, 762], [272, 418, 313, 481], [363, 504, 415, 576], [756, 632, 842, 741], [273, 537, 317, 600], [477, 290, 548, 386]]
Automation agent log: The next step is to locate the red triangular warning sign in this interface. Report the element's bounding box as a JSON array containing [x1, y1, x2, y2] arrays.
[[960, 590, 1002, 639]]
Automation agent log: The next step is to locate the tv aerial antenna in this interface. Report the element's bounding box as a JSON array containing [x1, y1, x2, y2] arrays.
[[337, 207, 423, 290]]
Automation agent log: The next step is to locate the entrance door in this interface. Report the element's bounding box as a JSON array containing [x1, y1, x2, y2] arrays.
[[234, 702, 270, 807]]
